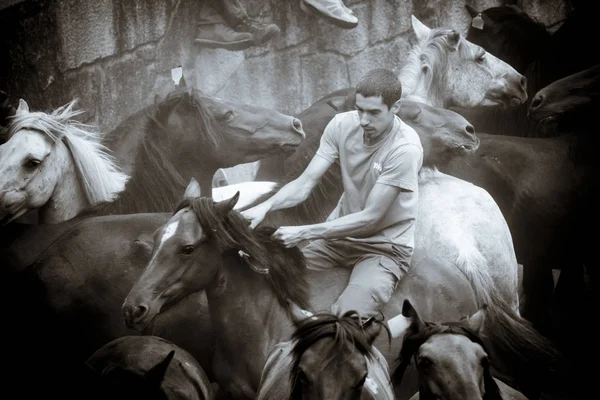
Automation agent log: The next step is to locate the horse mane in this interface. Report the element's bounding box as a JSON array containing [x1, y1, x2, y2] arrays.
[[79, 88, 222, 216], [289, 311, 387, 399], [399, 28, 474, 106], [392, 319, 502, 400], [176, 197, 310, 310], [7, 100, 128, 206]]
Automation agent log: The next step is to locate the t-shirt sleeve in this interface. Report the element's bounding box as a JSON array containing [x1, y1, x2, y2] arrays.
[[376, 144, 423, 192], [315, 115, 340, 163]]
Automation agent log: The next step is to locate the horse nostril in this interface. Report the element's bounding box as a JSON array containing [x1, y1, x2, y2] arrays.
[[465, 124, 475, 136], [292, 118, 304, 136], [520, 76, 527, 90], [132, 304, 149, 321], [530, 94, 544, 111]]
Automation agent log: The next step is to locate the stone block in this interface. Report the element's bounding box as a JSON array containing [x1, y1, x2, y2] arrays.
[[347, 34, 412, 85], [56, 0, 116, 71], [98, 55, 156, 133], [319, 3, 369, 56], [192, 49, 245, 95], [217, 48, 304, 116], [369, 0, 414, 44], [113, 0, 169, 52], [300, 52, 350, 111]]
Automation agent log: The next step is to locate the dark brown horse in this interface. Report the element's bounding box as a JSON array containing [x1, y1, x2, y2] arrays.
[[0, 87, 304, 223], [256, 306, 394, 399], [122, 182, 564, 400], [84, 335, 213, 400], [393, 300, 530, 400], [529, 63, 600, 135]]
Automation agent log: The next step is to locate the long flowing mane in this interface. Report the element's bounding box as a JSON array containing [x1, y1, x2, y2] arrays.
[[7, 100, 128, 205], [289, 312, 387, 399], [176, 197, 310, 310], [82, 88, 222, 216], [398, 28, 474, 106], [393, 319, 502, 400]]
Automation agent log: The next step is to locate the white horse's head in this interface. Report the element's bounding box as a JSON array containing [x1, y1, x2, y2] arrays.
[[0, 99, 127, 224], [399, 16, 528, 109]]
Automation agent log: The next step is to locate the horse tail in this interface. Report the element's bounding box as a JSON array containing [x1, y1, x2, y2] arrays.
[[454, 242, 495, 309], [482, 290, 570, 398]]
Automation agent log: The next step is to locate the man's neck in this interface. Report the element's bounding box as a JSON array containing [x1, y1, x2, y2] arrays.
[[363, 118, 395, 146]]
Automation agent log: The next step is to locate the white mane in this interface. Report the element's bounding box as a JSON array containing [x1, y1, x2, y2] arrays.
[[8, 100, 128, 205]]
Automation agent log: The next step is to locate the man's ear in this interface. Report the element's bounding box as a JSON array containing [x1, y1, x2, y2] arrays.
[[390, 99, 402, 115]]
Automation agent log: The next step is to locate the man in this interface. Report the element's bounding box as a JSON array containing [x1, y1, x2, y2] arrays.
[[242, 69, 423, 318]]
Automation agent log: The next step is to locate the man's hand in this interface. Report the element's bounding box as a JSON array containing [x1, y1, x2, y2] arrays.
[[240, 204, 270, 229], [271, 226, 311, 248]]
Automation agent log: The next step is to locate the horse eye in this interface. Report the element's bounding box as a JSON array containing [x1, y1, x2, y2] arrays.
[[180, 245, 195, 255], [480, 355, 489, 367], [477, 52, 486, 63], [354, 374, 367, 389], [24, 158, 42, 169], [223, 111, 234, 121], [418, 356, 433, 368]]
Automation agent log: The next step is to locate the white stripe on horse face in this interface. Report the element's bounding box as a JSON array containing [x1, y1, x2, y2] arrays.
[[160, 221, 179, 246], [147, 220, 180, 267]]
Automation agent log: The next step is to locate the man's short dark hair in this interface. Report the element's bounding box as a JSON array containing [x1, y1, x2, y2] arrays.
[[356, 69, 402, 109]]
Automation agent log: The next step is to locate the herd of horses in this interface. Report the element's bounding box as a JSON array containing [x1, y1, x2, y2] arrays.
[[0, 4, 598, 400]]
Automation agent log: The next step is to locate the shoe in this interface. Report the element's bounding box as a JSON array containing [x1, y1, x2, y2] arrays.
[[300, 0, 358, 29], [194, 23, 254, 51], [235, 17, 280, 47]]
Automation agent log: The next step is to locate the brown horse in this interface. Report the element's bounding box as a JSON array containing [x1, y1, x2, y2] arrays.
[[256, 305, 394, 399], [0, 88, 304, 223], [529, 63, 600, 134], [84, 335, 213, 400], [0, 93, 478, 398], [122, 182, 565, 400], [393, 300, 529, 400]]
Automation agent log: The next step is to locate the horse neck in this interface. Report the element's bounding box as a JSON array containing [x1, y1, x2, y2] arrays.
[[205, 255, 294, 390], [39, 158, 89, 223]]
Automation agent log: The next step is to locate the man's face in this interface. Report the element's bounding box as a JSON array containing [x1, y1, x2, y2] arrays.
[[355, 94, 399, 140]]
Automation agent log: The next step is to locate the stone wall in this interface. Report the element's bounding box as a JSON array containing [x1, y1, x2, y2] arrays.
[[0, 0, 567, 183]]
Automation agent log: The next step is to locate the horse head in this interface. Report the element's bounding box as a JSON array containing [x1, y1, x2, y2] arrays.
[[398, 100, 479, 166], [401, 15, 527, 109], [122, 178, 308, 331], [391, 300, 502, 400], [528, 64, 600, 128], [288, 301, 390, 400]]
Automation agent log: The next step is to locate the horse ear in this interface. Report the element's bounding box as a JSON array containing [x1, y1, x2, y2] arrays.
[[465, 304, 487, 334], [145, 350, 175, 386], [215, 191, 240, 215], [445, 30, 461, 50], [411, 15, 431, 42], [402, 299, 426, 330], [287, 299, 314, 325], [465, 4, 480, 18], [15, 99, 30, 116], [183, 178, 202, 199]]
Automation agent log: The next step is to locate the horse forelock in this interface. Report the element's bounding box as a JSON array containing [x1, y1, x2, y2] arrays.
[[400, 29, 469, 106], [290, 312, 384, 394], [7, 100, 128, 205], [176, 197, 310, 310], [149, 88, 221, 151]]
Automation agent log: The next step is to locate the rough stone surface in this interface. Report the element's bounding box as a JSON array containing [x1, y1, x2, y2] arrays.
[[56, 0, 116, 71], [0, 0, 569, 182]]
